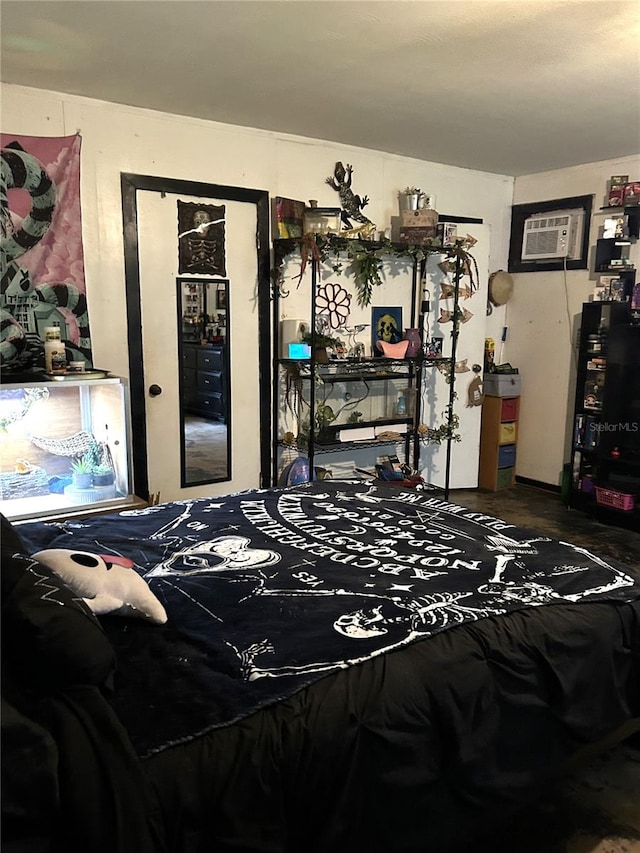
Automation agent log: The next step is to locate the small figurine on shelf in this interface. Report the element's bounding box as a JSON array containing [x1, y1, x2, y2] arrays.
[[583, 374, 604, 411], [343, 324, 368, 359]]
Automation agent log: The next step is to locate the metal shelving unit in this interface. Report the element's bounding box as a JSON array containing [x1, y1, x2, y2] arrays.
[[271, 238, 464, 497]]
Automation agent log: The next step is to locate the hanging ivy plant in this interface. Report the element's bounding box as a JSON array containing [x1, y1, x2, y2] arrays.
[[418, 411, 461, 445], [272, 232, 473, 308], [283, 362, 304, 417]]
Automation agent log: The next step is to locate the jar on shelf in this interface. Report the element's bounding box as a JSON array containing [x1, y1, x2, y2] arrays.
[[43, 326, 66, 374], [395, 393, 407, 416]]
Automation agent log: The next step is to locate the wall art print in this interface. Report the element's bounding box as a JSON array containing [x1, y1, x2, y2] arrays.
[[178, 201, 226, 276], [371, 306, 403, 357], [1, 133, 93, 370]]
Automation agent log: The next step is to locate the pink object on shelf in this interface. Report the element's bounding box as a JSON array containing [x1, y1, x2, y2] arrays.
[[376, 339, 409, 359]]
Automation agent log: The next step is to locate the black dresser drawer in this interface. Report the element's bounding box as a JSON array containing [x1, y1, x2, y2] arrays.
[[199, 392, 224, 418], [198, 371, 223, 395], [198, 348, 224, 372], [181, 346, 198, 369]]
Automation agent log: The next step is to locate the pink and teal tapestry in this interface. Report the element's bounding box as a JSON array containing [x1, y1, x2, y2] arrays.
[[1, 133, 93, 371]]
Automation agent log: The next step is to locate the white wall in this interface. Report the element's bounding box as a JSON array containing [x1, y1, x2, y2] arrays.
[[2, 83, 514, 488], [505, 155, 640, 487], [6, 86, 638, 493], [2, 84, 514, 367]]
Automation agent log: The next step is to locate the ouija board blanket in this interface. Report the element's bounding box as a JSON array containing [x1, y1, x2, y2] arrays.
[[14, 481, 640, 853], [17, 481, 640, 758]]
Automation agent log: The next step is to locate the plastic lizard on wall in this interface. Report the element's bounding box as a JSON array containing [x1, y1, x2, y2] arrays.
[[325, 162, 376, 239]]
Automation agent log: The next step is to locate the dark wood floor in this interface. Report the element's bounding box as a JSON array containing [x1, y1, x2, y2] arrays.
[[452, 483, 640, 852], [452, 483, 640, 573]]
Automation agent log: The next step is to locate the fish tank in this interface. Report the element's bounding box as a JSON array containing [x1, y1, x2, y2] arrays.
[[0, 375, 136, 522], [277, 360, 417, 445]]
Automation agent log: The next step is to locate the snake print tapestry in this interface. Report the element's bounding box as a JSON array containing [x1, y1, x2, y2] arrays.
[[1, 133, 92, 371]]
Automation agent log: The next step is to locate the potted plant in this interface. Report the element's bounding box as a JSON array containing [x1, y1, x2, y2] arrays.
[[399, 186, 424, 211], [92, 463, 115, 487], [71, 456, 93, 489], [301, 330, 341, 364]]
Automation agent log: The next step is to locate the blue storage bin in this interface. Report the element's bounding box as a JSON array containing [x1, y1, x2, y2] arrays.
[[498, 444, 516, 468]]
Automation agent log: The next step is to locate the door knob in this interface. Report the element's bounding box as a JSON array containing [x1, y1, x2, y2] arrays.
[[149, 384, 163, 397]]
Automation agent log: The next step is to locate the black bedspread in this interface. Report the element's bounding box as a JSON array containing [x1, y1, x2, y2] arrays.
[[141, 598, 640, 853], [18, 481, 640, 760]]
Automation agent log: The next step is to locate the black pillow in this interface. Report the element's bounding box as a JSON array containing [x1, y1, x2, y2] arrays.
[[1, 512, 28, 563], [1, 525, 116, 692]]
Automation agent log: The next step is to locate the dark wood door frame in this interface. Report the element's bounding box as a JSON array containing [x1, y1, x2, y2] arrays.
[[121, 173, 271, 501]]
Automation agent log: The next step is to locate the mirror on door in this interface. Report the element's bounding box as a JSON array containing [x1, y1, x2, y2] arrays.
[[177, 278, 231, 486]]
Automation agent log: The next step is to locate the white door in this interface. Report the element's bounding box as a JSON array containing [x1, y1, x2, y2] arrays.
[[419, 224, 491, 489], [136, 190, 261, 502]]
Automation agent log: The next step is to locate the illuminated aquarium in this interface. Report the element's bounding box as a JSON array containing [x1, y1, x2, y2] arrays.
[[0, 376, 135, 521]]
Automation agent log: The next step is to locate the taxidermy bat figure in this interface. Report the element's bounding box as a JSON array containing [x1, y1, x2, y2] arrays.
[[326, 162, 376, 238]]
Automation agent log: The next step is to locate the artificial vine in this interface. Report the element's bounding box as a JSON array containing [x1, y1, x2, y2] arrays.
[[272, 233, 474, 308], [418, 410, 462, 445]]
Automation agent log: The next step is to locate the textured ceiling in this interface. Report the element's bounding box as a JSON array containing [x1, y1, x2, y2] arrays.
[[2, 0, 639, 176]]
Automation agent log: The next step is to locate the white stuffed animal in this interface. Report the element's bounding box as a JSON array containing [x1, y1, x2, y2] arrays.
[[33, 549, 168, 624]]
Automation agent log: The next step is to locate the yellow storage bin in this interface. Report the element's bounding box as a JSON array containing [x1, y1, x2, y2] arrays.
[[498, 422, 517, 444]]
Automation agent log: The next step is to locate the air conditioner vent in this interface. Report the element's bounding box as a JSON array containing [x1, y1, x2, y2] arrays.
[[521, 211, 578, 260]]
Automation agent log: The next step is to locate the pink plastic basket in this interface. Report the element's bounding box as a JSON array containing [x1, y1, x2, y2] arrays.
[[593, 486, 636, 512]]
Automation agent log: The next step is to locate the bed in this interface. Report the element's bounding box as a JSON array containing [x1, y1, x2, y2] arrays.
[[2, 479, 639, 853]]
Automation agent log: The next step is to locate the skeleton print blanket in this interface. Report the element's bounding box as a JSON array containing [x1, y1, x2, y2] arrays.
[[19, 480, 640, 756]]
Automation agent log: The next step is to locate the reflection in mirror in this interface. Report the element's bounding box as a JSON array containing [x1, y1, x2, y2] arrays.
[[177, 278, 231, 486]]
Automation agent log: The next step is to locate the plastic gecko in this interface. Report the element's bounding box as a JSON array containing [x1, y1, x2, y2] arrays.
[[325, 162, 376, 239]]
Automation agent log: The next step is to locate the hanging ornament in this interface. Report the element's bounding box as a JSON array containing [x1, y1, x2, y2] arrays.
[[436, 358, 471, 379], [466, 364, 484, 407], [440, 281, 474, 300], [435, 361, 452, 383], [438, 259, 456, 276], [466, 375, 484, 407], [449, 233, 478, 250], [438, 306, 474, 325]]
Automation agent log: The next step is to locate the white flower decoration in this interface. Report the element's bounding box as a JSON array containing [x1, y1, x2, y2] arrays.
[[316, 283, 351, 329]]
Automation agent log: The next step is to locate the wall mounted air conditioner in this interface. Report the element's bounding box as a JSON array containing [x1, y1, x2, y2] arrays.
[[521, 211, 579, 260]]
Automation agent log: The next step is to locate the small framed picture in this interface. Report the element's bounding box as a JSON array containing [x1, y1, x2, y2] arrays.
[[371, 306, 403, 356], [216, 288, 227, 309], [624, 182, 640, 205], [425, 336, 443, 358], [273, 196, 305, 239]]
